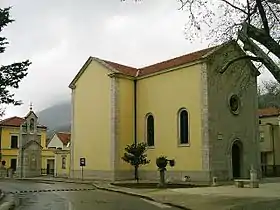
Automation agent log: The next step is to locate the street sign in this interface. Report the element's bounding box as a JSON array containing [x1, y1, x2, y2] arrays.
[[80, 157, 86, 167]]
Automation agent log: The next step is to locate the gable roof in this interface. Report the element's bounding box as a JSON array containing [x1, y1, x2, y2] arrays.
[[22, 140, 43, 150], [0, 116, 47, 129], [259, 107, 280, 118], [56, 132, 71, 145], [69, 45, 219, 88]]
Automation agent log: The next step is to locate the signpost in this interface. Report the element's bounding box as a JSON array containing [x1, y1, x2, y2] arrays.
[[80, 157, 86, 180]]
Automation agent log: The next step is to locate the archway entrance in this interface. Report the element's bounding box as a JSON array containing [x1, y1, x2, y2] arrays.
[[232, 141, 242, 178]]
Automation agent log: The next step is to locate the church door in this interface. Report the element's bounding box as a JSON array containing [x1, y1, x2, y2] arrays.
[[232, 141, 242, 178]]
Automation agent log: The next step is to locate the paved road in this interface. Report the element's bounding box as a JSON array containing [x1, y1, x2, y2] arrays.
[[0, 180, 178, 210]]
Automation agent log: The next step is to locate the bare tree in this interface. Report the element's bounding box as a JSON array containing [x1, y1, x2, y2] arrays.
[[258, 79, 280, 108], [123, 0, 280, 82]]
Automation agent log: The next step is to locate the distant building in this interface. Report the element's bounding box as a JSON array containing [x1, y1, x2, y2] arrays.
[[47, 132, 71, 177], [69, 41, 260, 182], [259, 107, 280, 177], [0, 107, 56, 177]]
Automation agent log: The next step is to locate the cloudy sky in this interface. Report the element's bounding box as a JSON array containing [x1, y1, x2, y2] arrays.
[[1, 0, 273, 118]]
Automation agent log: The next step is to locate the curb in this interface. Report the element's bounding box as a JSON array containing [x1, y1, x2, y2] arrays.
[[92, 184, 191, 210]]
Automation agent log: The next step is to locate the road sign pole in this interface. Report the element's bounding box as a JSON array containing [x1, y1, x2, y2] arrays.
[[81, 166, 84, 181]]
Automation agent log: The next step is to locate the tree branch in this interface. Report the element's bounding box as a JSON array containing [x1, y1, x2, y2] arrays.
[[239, 29, 280, 83], [220, 55, 264, 74], [256, 0, 270, 34], [242, 22, 280, 59], [267, 0, 280, 4], [221, 0, 248, 14]]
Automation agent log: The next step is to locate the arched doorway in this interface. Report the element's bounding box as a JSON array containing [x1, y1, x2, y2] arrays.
[[232, 141, 242, 178]]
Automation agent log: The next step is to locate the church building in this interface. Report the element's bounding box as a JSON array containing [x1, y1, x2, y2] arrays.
[[69, 41, 261, 182]]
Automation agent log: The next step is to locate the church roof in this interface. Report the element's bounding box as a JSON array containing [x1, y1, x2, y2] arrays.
[[259, 107, 280, 118], [0, 116, 47, 129], [69, 44, 219, 88], [99, 47, 216, 77], [56, 132, 71, 145]]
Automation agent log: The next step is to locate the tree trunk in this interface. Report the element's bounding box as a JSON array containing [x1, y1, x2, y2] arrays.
[[243, 23, 280, 60], [238, 28, 280, 83], [134, 165, 139, 183]]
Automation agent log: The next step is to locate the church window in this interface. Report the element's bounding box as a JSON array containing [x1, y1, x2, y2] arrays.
[[229, 94, 240, 115], [30, 118, 35, 133], [62, 157, 66, 169], [146, 114, 154, 147], [178, 108, 189, 145]]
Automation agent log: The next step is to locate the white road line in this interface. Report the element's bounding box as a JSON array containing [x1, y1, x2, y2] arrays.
[[140, 198, 171, 208]]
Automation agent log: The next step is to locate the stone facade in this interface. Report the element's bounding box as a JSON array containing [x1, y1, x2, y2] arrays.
[[205, 43, 260, 181], [17, 110, 42, 178]]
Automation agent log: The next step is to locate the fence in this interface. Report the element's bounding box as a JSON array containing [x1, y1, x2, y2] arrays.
[[261, 165, 280, 177]]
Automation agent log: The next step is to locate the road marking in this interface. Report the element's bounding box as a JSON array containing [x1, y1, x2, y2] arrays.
[[140, 198, 171, 208]]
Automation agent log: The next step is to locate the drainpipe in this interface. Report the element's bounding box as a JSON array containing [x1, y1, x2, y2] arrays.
[[266, 123, 276, 175]]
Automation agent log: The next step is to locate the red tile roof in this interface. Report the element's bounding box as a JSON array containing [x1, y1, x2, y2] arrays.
[[259, 107, 280, 118], [56, 132, 71, 145], [138, 47, 216, 76], [100, 59, 137, 77], [0, 116, 47, 128], [100, 46, 217, 77]]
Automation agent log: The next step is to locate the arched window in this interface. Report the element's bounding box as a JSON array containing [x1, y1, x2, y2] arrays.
[[178, 109, 189, 144], [146, 114, 154, 147], [62, 157, 66, 169], [30, 118, 35, 133]]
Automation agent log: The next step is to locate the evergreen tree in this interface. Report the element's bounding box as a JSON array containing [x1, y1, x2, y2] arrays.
[[0, 7, 31, 116]]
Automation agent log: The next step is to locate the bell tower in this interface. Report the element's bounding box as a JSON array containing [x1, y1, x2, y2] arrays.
[[17, 103, 42, 178]]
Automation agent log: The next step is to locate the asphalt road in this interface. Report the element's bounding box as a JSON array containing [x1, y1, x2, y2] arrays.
[[0, 180, 179, 210]]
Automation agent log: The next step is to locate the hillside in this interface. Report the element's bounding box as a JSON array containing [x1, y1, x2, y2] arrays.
[[37, 100, 71, 137]]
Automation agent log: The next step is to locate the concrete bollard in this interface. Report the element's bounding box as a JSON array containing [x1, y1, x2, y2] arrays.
[[8, 168, 13, 178], [250, 165, 259, 188]]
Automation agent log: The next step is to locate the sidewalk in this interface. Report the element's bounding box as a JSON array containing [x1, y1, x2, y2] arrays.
[[14, 176, 280, 210]]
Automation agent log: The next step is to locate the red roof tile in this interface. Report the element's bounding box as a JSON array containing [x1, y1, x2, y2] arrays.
[[100, 46, 217, 77], [139, 47, 216, 76], [259, 107, 280, 118], [100, 59, 137, 77], [56, 132, 71, 145], [0, 116, 47, 128]]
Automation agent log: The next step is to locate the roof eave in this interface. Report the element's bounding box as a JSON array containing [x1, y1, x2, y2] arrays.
[[136, 59, 205, 80], [68, 56, 93, 89]]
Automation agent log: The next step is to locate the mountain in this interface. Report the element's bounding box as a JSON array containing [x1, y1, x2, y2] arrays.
[[37, 100, 71, 137]]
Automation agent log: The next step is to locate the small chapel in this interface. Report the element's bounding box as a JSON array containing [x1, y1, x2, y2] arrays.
[[17, 105, 43, 177]]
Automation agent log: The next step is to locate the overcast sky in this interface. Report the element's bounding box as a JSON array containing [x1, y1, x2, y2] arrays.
[[1, 0, 273, 118]]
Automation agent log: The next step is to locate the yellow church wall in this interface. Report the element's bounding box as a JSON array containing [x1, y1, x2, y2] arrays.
[[136, 63, 203, 172], [72, 60, 112, 175]]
